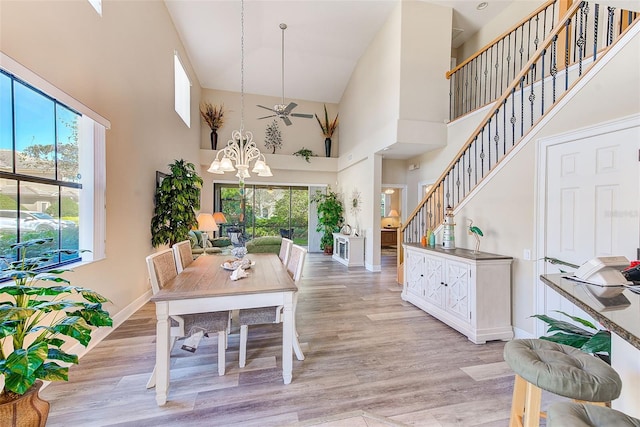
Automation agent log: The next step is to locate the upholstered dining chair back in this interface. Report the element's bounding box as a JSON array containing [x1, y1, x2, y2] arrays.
[[173, 240, 194, 274], [286, 244, 307, 282], [279, 237, 293, 265], [146, 249, 178, 294]]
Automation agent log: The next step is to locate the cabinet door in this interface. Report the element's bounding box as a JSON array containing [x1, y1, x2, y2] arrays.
[[445, 260, 471, 323], [405, 250, 425, 297], [424, 255, 445, 308]]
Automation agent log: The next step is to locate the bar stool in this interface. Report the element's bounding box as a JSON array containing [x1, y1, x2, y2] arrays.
[[548, 402, 640, 426], [503, 339, 622, 427]]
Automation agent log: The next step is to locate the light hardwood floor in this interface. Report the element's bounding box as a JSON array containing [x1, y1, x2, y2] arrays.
[[41, 253, 527, 426]]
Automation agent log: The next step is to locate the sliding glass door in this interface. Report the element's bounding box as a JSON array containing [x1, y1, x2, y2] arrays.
[[214, 184, 308, 246]]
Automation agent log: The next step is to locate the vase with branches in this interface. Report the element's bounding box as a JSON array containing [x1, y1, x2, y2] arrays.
[[315, 104, 338, 158], [200, 102, 225, 150]]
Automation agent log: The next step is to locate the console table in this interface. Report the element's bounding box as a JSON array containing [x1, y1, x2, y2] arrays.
[[332, 233, 364, 267]]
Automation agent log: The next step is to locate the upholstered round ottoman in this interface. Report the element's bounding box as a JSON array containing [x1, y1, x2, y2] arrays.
[[503, 339, 622, 427], [548, 402, 640, 427]]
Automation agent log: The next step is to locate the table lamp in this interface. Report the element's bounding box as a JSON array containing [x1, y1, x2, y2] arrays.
[[387, 209, 399, 228], [197, 213, 218, 253], [212, 212, 227, 237]]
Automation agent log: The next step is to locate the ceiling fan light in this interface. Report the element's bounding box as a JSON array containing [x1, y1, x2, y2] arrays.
[[258, 165, 273, 177], [219, 157, 235, 172]]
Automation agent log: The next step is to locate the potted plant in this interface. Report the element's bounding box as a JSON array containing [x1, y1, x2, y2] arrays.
[[151, 159, 203, 247], [199, 102, 225, 150], [292, 148, 316, 163], [0, 238, 112, 425], [314, 105, 338, 158], [311, 188, 344, 254]]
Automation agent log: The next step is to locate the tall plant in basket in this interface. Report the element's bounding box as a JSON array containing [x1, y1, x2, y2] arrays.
[[311, 188, 344, 253], [0, 238, 112, 424]]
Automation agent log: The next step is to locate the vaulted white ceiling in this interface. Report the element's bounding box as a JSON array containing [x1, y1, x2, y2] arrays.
[[165, 0, 513, 104]]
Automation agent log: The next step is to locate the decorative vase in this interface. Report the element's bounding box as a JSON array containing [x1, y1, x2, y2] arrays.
[[324, 137, 332, 157], [210, 129, 218, 150], [0, 380, 50, 427]]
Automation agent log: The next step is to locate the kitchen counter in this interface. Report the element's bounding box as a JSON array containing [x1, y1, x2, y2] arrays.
[[540, 274, 640, 350]]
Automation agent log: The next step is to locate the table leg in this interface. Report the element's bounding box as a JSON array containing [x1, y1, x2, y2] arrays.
[[155, 302, 171, 405], [281, 292, 294, 384]]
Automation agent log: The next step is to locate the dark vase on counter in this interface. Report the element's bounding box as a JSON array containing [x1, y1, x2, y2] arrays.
[[210, 129, 218, 150], [324, 137, 332, 157]]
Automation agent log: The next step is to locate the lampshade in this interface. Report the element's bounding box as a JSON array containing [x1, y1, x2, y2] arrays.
[[388, 209, 399, 218], [197, 213, 218, 232], [212, 212, 227, 224]]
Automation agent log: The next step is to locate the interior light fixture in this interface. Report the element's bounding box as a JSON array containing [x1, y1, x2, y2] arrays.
[[384, 188, 395, 195], [207, 0, 272, 182], [477, 2, 488, 10]]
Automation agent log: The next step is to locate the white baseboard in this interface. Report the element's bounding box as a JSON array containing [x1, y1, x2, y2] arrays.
[[512, 326, 536, 340], [40, 289, 153, 391]]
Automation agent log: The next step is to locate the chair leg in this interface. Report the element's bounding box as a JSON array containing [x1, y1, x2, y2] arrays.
[[510, 374, 527, 427], [217, 330, 226, 376], [523, 380, 542, 427], [239, 324, 249, 368]]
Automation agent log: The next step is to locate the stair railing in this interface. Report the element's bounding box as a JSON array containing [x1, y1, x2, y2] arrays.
[[447, 0, 559, 121], [399, 2, 638, 271]]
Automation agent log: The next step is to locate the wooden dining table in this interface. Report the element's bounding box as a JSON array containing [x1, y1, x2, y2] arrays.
[[150, 253, 298, 406]]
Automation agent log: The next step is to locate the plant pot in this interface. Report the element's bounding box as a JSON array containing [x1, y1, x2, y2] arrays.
[[210, 129, 218, 150], [324, 138, 332, 157], [0, 380, 50, 427], [323, 245, 333, 255]]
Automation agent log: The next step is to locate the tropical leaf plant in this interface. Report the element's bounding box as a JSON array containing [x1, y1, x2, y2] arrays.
[[531, 310, 611, 362], [0, 238, 112, 399], [310, 187, 344, 252], [151, 159, 203, 247]]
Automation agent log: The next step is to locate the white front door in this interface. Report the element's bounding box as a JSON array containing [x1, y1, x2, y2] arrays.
[[538, 117, 640, 324]]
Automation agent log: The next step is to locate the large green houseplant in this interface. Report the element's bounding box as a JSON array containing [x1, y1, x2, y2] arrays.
[[151, 159, 203, 247], [0, 238, 112, 414], [311, 188, 344, 253]]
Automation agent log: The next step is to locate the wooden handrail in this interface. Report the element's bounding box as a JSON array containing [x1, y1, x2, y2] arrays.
[[446, 0, 557, 79], [403, 0, 587, 241]]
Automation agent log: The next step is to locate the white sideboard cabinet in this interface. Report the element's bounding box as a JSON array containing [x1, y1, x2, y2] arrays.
[[402, 243, 513, 344], [332, 233, 365, 267]]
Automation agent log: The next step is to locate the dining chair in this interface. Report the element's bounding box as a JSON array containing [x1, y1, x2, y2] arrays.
[[238, 244, 306, 368], [278, 237, 293, 265], [173, 240, 194, 274], [145, 249, 230, 388]]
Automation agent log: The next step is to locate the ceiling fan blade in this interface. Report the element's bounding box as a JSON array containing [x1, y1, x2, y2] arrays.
[[283, 102, 298, 114], [258, 114, 277, 120], [291, 113, 314, 119], [257, 104, 277, 113], [282, 116, 293, 126]]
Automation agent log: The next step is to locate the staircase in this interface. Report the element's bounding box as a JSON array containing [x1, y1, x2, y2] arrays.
[[398, 1, 639, 277]]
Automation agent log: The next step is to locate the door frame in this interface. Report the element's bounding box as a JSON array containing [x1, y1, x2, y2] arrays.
[[534, 113, 640, 336]]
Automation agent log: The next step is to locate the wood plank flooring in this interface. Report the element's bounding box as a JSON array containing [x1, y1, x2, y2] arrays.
[[40, 253, 536, 426]]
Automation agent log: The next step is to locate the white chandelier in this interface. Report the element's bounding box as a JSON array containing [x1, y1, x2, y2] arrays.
[[207, 0, 272, 182]]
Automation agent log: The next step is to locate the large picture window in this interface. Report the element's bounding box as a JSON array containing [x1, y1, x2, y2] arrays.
[[214, 183, 308, 246], [0, 61, 107, 271]]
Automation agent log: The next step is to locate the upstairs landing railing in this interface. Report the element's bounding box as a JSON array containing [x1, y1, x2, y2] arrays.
[[399, 1, 639, 271], [447, 0, 638, 121]]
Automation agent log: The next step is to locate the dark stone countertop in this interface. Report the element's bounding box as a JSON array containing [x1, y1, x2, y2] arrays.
[[540, 274, 640, 351]]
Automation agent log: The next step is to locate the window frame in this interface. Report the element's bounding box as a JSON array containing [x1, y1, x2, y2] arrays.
[[1, 52, 109, 270]]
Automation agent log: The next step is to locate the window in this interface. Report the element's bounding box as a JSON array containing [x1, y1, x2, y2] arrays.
[[87, 0, 102, 16], [214, 184, 309, 245], [174, 53, 190, 127], [0, 54, 108, 271]]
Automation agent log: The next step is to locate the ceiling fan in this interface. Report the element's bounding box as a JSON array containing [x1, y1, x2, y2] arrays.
[[257, 23, 313, 126]]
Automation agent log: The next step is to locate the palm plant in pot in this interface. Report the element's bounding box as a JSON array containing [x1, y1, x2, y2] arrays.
[[0, 238, 113, 425], [311, 188, 344, 254]]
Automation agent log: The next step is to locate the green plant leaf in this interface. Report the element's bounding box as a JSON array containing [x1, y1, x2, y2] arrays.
[[3, 342, 48, 394], [540, 333, 590, 348], [34, 362, 69, 382], [530, 314, 593, 336], [551, 310, 598, 330], [581, 330, 611, 355]]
